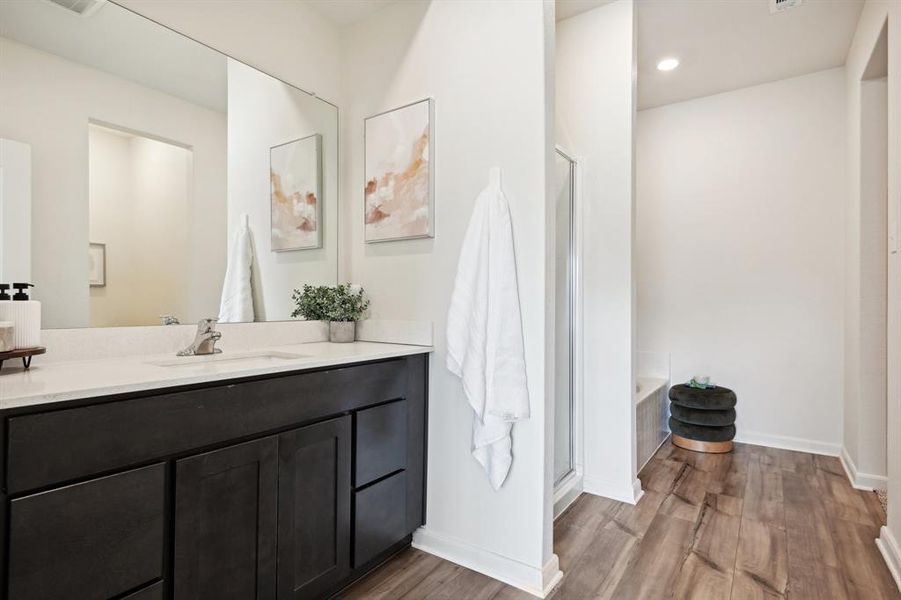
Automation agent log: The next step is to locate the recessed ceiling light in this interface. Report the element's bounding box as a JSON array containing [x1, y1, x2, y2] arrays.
[[656, 58, 680, 72]]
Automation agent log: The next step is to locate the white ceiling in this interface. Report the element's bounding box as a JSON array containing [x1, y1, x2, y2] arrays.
[[4, 0, 864, 115], [303, 0, 396, 26], [637, 0, 864, 109], [557, 0, 865, 110], [556, 0, 615, 22], [0, 0, 227, 112]]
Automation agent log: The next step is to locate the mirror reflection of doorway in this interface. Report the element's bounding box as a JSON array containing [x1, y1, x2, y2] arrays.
[[88, 123, 193, 327]]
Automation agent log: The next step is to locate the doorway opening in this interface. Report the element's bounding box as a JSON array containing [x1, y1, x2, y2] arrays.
[[854, 17, 888, 501], [88, 122, 194, 327]]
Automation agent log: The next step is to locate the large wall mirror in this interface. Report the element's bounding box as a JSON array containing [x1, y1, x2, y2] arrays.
[[0, 0, 338, 329]]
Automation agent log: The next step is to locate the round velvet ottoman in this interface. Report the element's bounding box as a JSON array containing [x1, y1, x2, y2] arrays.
[[669, 384, 737, 453]]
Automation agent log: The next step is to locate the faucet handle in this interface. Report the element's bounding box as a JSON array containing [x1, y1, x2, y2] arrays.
[[198, 317, 219, 331]]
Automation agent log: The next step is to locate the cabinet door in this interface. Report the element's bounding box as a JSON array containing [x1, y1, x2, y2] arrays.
[[277, 416, 352, 599], [174, 437, 278, 600], [8, 463, 165, 600]]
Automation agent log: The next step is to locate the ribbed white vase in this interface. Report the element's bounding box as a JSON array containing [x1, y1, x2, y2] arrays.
[[0, 301, 41, 349]]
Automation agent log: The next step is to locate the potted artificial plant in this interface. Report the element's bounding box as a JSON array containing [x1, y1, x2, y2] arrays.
[[291, 283, 370, 343]]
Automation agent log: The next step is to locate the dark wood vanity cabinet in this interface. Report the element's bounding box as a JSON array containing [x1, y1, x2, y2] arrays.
[[174, 437, 279, 600], [8, 463, 166, 600], [276, 417, 352, 599], [0, 353, 428, 600]]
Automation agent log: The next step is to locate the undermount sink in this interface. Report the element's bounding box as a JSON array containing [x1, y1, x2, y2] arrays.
[[148, 350, 308, 369]]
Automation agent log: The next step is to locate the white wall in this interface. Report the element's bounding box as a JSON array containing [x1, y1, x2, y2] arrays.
[[0, 37, 226, 328], [845, 1, 889, 492], [227, 59, 339, 321], [846, 0, 901, 586], [636, 68, 847, 453], [556, 0, 639, 503], [89, 127, 136, 326], [130, 135, 192, 323], [0, 138, 31, 283], [340, 0, 558, 594], [118, 0, 341, 105], [848, 75, 888, 482]]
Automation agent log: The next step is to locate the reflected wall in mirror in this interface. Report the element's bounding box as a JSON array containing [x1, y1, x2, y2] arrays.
[[0, 0, 338, 329]]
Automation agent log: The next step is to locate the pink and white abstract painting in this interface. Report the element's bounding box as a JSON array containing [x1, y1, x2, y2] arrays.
[[364, 98, 434, 242], [270, 134, 322, 251]]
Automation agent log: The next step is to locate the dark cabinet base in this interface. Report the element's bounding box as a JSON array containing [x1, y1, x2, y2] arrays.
[[1, 354, 429, 600], [278, 417, 352, 599], [331, 535, 415, 598], [123, 581, 165, 600], [174, 437, 278, 600], [354, 471, 408, 568], [8, 463, 165, 600]]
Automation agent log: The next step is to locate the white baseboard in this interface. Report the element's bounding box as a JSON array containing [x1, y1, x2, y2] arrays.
[[632, 478, 645, 504], [839, 447, 888, 491], [583, 476, 644, 505], [733, 430, 841, 457], [412, 527, 562, 598], [541, 554, 564, 597], [877, 526, 901, 593]]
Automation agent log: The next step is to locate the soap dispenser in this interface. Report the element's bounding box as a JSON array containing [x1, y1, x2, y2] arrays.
[[0, 282, 41, 349], [12, 283, 33, 301]]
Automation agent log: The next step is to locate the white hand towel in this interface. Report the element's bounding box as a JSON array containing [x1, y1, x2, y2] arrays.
[[447, 167, 530, 491], [218, 215, 255, 323]]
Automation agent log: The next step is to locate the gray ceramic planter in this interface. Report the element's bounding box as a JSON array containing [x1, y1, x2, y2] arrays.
[[328, 321, 355, 343]]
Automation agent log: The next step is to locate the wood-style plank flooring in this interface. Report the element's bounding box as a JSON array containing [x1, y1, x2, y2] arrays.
[[341, 441, 899, 599]]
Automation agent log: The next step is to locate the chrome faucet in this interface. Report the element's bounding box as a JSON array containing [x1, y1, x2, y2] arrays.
[[160, 314, 180, 326], [177, 318, 222, 356]]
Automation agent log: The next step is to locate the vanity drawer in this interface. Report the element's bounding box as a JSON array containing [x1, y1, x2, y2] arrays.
[[6, 359, 408, 492], [355, 399, 408, 487], [8, 463, 165, 600], [353, 470, 407, 568]]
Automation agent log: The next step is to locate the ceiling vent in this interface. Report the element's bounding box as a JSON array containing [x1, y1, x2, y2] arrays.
[[770, 0, 803, 14], [44, 0, 107, 17]]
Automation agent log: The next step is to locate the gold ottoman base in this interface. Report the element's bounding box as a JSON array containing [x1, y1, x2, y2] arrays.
[[672, 434, 733, 454]]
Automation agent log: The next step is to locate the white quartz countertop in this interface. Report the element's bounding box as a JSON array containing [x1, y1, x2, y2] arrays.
[[0, 341, 433, 411]]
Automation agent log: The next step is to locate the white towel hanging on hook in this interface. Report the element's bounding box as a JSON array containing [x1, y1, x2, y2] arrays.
[[446, 166, 530, 491], [218, 213, 255, 323]]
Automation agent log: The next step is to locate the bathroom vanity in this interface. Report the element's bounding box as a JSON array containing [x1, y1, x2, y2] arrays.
[[0, 345, 429, 600]]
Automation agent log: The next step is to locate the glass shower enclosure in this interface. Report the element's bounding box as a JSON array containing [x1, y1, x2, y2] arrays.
[[554, 148, 576, 486]]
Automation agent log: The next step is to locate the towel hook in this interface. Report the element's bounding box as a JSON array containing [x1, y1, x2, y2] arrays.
[[489, 167, 502, 188]]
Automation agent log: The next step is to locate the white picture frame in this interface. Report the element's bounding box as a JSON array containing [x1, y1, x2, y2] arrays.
[[88, 242, 106, 287], [270, 133, 323, 251], [364, 98, 435, 243]]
